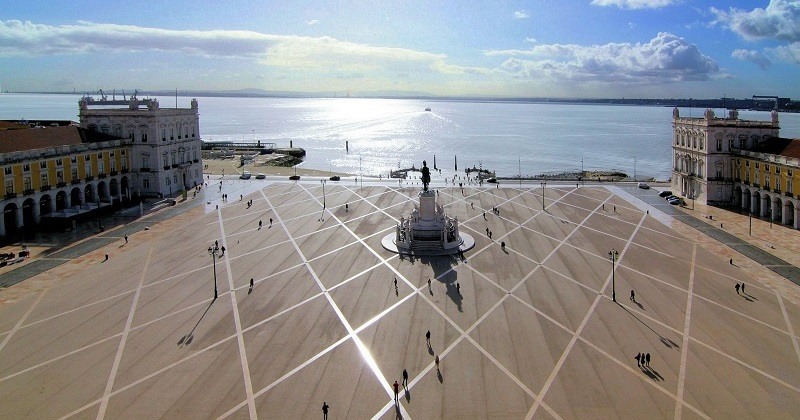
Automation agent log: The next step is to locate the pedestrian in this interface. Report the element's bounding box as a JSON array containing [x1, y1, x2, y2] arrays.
[[345, 203, 349, 212], [471, 202, 474, 209], [322, 402, 329, 420], [630, 290, 635, 301], [124, 234, 128, 243], [215, 240, 219, 248], [269, 218, 273, 227], [240, 194, 243, 201], [735, 283, 740, 294], [428, 278, 432, 289], [729, 258, 733, 265], [483, 212, 486, 220], [394, 277, 398, 288], [220, 246, 226, 256], [741, 283, 745, 294], [426, 330, 431, 346], [613, 205, 616, 212], [635, 352, 641, 367], [259, 220, 262, 229], [500, 241, 505, 250], [250, 278, 254, 288], [645, 353, 651, 367], [402, 369, 409, 389], [456, 282, 460, 294], [104, 253, 109, 262], [393, 380, 399, 403], [602, 204, 605, 210]]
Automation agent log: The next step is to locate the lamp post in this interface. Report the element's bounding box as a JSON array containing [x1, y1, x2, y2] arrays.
[[608, 249, 619, 302], [320, 179, 326, 221], [207, 244, 219, 299], [749, 209, 752, 236], [540, 181, 547, 210]]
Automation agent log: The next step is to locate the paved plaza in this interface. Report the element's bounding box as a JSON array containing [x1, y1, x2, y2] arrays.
[[1, 181, 800, 419]]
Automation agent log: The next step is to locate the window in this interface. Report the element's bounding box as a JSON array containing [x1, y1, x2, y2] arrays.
[[40, 172, 48, 186], [110, 151, 114, 157], [110, 160, 116, 172], [746, 171, 750, 183], [162, 129, 166, 141], [681, 135, 685, 147], [141, 154, 150, 169], [765, 164, 770, 171], [84, 154, 90, 162], [3, 167, 10, 176], [728, 139, 734, 150], [57, 170, 64, 183], [171, 150, 177, 165], [746, 161, 749, 167], [97, 153, 103, 159], [57, 158, 63, 166], [23, 163, 31, 172], [163, 151, 168, 168], [192, 126, 195, 138], [716, 139, 722, 151], [71, 167, 78, 181], [775, 167, 780, 174], [789, 178, 794, 194], [24, 177, 32, 191], [789, 170, 794, 177], [71, 156, 77, 164], [765, 175, 770, 190], [40, 161, 48, 169], [5, 179, 12, 194], [143, 179, 150, 189], [98, 161, 104, 174], [121, 149, 126, 156], [693, 136, 697, 149], [170, 128, 174, 140], [755, 163, 760, 169], [699, 136, 704, 150]]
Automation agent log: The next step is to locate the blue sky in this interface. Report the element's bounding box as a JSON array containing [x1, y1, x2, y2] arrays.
[[1, 0, 799, 98]]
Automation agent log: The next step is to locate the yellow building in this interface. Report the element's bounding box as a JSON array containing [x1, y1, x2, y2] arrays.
[[731, 137, 800, 229], [1, 125, 130, 238]]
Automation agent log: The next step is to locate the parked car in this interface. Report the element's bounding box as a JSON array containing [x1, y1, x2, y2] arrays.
[[239, 171, 251, 180], [637, 182, 650, 189], [668, 197, 684, 205], [665, 195, 678, 201], [255, 173, 266, 179], [659, 190, 673, 197]]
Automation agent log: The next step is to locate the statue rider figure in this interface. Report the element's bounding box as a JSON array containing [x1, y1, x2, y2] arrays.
[[421, 160, 431, 191]]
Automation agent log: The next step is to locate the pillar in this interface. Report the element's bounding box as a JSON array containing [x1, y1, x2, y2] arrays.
[[783, 202, 791, 226], [15, 207, 23, 228], [0, 213, 5, 237], [33, 199, 41, 224], [741, 190, 748, 212], [761, 195, 769, 217], [48, 197, 55, 213], [794, 204, 800, 230], [772, 199, 780, 222], [65, 193, 72, 209]]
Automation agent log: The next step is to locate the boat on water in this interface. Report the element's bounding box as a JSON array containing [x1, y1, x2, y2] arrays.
[[424, 107, 431, 112]]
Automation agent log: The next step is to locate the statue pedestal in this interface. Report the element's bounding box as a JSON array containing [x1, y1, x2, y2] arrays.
[[418, 190, 436, 220]]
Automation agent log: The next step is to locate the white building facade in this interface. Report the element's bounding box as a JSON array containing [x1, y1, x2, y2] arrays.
[[671, 108, 779, 205], [79, 97, 203, 198]]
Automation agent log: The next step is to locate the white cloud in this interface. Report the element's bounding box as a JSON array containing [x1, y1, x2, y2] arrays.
[[485, 32, 719, 84], [711, 0, 800, 42], [524, 37, 537, 44], [306, 20, 319, 26], [590, 0, 677, 10], [514, 10, 529, 19], [769, 42, 800, 63], [731, 49, 772, 69], [0, 20, 481, 77]]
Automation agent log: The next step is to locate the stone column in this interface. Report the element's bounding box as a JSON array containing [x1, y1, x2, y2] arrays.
[[783, 202, 791, 226], [0, 213, 5, 237], [772, 199, 780, 223], [33, 199, 40, 224], [794, 204, 800, 230], [761, 195, 769, 218], [15, 206, 23, 228], [65, 193, 72, 209], [48, 196, 55, 213], [741, 190, 749, 212]]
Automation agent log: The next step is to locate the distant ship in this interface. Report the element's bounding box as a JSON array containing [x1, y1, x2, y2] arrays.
[[424, 107, 431, 112]]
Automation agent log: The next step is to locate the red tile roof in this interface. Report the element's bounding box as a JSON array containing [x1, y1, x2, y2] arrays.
[[0, 126, 122, 154], [751, 137, 800, 160]]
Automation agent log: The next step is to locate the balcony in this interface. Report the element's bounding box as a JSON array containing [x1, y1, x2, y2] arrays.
[[164, 165, 171, 170], [40, 185, 51, 192], [85, 176, 94, 182], [110, 170, 118, 176], [4, 192, 16, 199], [763, 186, 770, 192], [774, 188, 781, 194], [57, 182, 67, 188], [140, 168, 151, 172], [98, 173, 107, 179], [193, 159, 199, 163], [23, 189, 34, 196], [787, 192, 794, 198], [121, 168, 129, 174], [171, 164, 179, 169], [71, 179, 81, 185]]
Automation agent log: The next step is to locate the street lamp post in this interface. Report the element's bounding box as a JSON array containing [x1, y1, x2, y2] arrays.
[[207, 244, 219, 299], [540, 181, 547, 210], [749, 210, 752, 236], [608, 249, 619, 302], [320, 179, 327, 221]]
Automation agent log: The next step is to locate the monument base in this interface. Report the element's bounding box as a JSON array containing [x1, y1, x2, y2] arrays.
[[381, 232, 475, 256]]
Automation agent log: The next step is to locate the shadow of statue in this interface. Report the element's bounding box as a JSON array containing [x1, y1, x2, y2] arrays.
[[418, 254, 462, 312]]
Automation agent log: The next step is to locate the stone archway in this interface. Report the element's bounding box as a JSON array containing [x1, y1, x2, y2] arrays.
[[56, 190, 67, 211], [21, 198, 36, 229], [3, 202, 20, 236], [84, 183, 96, 206], [97, 181, 109, 202], [39, 193, 53, 217], [70, 187, 82, 207], [752, 191, 761, 215], [733, 186, 743, 208]]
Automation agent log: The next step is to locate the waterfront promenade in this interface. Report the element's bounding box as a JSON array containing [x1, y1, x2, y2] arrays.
[[1, 180, 799, 418]]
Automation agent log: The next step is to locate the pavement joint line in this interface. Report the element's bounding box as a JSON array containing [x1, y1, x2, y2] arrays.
[[217, 207, 258, 420], [675, 244, 698, 420], [260, 187, 405, 418], [1, 333, 122, 384], [218, 334, 354, 420], [688, 334, 800, 394], [96, 247, 154, 420], [0, 289, 47, 355], [57, 334, 239, 420], [225, 237, 294, 262], [777, 292, 800, 368], [527, 204, 647, 419], [577, 335, 711, 420], [690, 290, 792, 337]]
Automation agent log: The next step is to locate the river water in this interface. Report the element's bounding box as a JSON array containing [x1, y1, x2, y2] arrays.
[[3, 93, 799, 180]]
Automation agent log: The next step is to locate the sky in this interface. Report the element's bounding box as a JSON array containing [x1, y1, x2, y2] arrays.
[[1, 0, 799, 98]]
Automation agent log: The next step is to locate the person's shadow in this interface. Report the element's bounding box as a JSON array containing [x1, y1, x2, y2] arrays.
[[641, 365, 664, 381], [437, 368, 443, 383], [632, 298, 644, 311]]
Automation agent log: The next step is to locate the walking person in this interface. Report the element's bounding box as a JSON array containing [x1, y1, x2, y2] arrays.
[[630, 290, 635, 301], [635, 352, 641, 367], [322, 402, 329, 420], [104, 253, 109, 262], [456, 282, 460, 294], [393, 381, 399, 404], [428, 278, 432, 289], [250, 278, 254, 289], [645, 353, 651, 367], [735, 283, 740, 294], [124, 234, 128, 244], [730, 258, 733, 265], [269, 218, 273, 227], [402, 369, 409, 389], [426, 330, 431, 347], [259, 220, 262, 230], [741, 283, 745, 294]]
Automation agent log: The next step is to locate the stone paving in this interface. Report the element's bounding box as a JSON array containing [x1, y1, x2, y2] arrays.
[[0, 182, 799, 419]]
